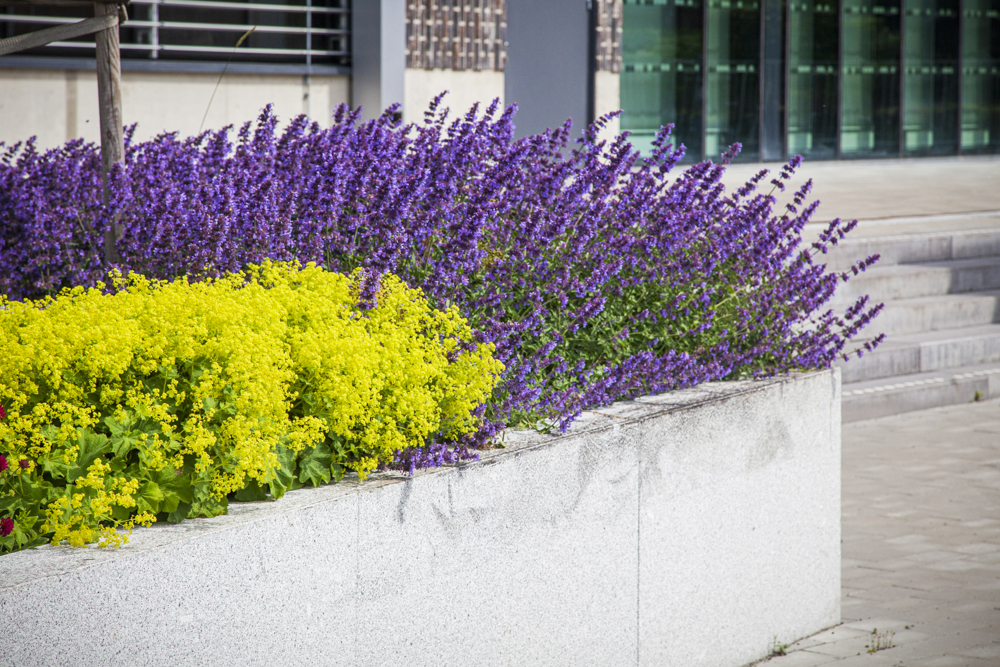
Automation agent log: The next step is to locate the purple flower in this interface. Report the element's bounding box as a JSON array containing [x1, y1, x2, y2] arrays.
[[0, 455, 7, 473], [18, 459, 29, 470], [0, 517, 12, 537]]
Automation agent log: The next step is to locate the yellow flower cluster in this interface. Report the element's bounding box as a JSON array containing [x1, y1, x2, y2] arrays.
[[0, 262, 502, 552]]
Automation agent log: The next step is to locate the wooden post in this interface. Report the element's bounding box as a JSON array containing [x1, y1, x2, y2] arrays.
[[94, 1, 124, 263]]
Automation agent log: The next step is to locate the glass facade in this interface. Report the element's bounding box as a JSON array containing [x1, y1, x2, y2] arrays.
[[621, 0, 704, 158], [962, 0, 1000, 153], [621, 0, 1000, 160], [840, 0, 900, 157], [902, 0, 959, 155], [787, 0, 839, 158], [705, 0, 761, 161]]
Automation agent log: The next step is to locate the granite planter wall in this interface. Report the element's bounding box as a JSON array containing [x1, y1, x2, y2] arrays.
[[0, 369, 841, 667]]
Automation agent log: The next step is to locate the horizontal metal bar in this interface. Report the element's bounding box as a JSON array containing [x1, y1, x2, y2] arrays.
[[1, 16, 345, 35], [0, 53, 350, 74], [0, 15, 81, 24], [129, 20, 346, 35], [46, 39, 346, 56], [128, 0, 347, 14]]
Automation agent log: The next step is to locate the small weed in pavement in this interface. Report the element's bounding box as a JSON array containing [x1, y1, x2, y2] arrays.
[[866, 628, 895, 653]]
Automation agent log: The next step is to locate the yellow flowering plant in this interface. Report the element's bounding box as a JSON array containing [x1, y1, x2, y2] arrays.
[[0, 262, 502, 554]]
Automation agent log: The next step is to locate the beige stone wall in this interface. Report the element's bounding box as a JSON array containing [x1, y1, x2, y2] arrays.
[[403, 68, 504, 125], [594, 69, 621, 142], [0, 69, 351, 149]]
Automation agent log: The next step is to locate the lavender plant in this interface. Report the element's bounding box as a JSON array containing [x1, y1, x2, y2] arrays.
[[0, 97, 883, 471]]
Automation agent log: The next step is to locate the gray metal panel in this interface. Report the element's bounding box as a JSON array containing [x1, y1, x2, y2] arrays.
[[352, 0, 405, 120], [505, 0, 591, 138]]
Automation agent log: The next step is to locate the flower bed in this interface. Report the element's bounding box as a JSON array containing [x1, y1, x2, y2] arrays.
[[0, 98, 879, 553]]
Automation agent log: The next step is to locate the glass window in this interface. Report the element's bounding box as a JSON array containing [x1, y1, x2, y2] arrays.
[[841, 0, 901, 157], [902, 0, 959, 155], [787, 0, 839, 159], [961, 0, 1000, 154], [0, 0, 350, 68], [621, 0, 704, 162], [705, 0, 761, 161]]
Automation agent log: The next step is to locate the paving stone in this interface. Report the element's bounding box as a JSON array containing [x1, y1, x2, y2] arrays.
[[763, 649, 842, 666], [778, 399, 1000, 665], [907, 656, 987, 667]]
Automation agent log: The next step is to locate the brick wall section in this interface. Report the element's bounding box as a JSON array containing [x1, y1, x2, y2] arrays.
[[405, 0, 621, 73], [595, 0, 622, 73], [406, 0, 507, 71]]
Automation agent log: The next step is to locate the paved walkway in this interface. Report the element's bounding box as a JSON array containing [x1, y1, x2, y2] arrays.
[[759, 399, 1000, 666], [722, 155, 1000, 223]]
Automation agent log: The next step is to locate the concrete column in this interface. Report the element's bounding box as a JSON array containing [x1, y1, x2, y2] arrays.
[[351, 0, 406, 120], [505, 0, 591, 138]]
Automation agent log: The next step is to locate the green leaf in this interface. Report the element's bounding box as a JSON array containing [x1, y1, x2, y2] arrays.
[[166, 501, 192, 524], [142, 466, 192, 514], [66, 428, 110, 482], [189, 495, 227, 518], [266, 445, 298, 500], [26, 479, 57, 504], [0, 494, 18, 514], [104, 413, 140, 458], [233, 479, 270, 502], [297, 441, 332, 487], [40, 456, 72, 481], [136, 480, 165, 514]]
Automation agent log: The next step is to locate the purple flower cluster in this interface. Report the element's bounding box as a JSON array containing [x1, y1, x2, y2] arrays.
[[0, 516, 12, 537], [0, 97, 882, 470]]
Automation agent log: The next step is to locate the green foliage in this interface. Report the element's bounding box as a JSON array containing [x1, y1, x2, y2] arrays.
[[0, 262, 502, 553]]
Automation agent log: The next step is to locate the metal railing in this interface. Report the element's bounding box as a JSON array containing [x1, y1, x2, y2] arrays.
[[1, 0, 349, 68]]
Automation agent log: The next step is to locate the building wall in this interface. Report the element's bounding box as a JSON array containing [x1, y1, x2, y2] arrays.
[[403, 68, 504, 124], [594, 69, 621, 142], [0, 69, 350, 149]]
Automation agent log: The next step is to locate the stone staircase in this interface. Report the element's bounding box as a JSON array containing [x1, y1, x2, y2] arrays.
[[826, 222, 1000, 422]]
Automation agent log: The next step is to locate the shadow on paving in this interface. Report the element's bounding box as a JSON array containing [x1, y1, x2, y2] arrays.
[[756, 398, 1000, 667]]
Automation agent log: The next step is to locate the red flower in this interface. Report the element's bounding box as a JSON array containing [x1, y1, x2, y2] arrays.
[[0, 517, 12, 537], [0, 404, 5, 420], [18, 459, 29, 470], [0, 455, 7, 473]]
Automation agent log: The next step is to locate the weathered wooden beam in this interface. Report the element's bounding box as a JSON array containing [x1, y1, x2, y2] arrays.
[[94, 1, 125, 263], [0, 8, 117, 56]]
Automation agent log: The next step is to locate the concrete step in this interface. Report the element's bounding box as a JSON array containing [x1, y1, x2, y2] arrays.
[[836, 324, 1000, 383], [820, 226, 1000, 272], [858, 289, 1000, 337], [833, 256, 1000, 304], [842, 360, 1000, 422]]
